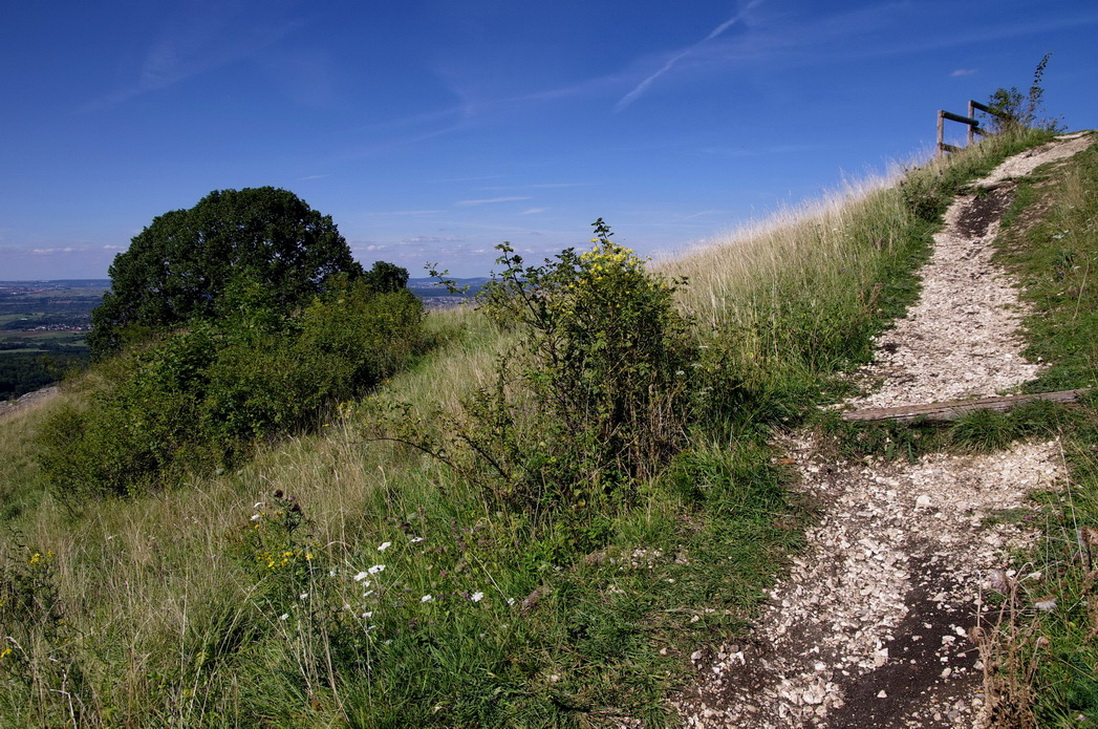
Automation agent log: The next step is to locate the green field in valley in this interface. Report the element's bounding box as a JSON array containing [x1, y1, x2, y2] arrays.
[[0, 280, 106, 400]]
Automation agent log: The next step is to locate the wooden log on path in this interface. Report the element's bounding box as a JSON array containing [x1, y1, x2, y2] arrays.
[[841, 388, 1092, 424]]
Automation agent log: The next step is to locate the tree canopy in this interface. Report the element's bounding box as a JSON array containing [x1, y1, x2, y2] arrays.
[[89, 187, 365, 357], [363, 260, 411, 294]]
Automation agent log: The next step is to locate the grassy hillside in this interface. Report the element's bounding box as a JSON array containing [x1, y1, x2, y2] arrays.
[[982, 138, 1098, 726], [1, 128, 1084, 728]]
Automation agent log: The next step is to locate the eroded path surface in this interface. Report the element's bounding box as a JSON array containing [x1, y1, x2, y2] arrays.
[[679, 133, 1092, 729]]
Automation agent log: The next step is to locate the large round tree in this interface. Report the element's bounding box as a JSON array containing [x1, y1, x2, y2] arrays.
[[89, 187, 364, 357]]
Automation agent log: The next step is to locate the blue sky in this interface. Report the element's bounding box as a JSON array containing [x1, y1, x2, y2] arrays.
[[3, 0, 1096, 280]]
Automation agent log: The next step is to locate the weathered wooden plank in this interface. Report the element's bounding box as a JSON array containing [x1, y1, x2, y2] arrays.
[[969, 100, 1007, 118], [841, 388, 1092, 423], [941, 110, 980, 126]]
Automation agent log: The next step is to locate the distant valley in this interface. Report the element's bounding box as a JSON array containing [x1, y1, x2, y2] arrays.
[[0, 277, 488, 401]]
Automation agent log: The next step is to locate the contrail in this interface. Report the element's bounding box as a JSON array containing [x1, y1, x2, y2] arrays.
[[616, 2, 759, 111]]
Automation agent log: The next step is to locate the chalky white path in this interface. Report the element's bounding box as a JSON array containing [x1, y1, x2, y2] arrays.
[[847, 132, 1092, 411], [679, 134, 1091, 729]]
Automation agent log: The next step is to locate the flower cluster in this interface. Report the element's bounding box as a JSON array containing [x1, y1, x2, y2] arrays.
[[325, 534, 507, 640], [254, 547, 313, 572]]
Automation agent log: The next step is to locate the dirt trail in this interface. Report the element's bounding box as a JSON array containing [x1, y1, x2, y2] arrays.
[[678, 133, 1093, 729]]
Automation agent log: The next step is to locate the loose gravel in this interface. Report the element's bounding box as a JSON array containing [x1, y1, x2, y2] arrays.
[[678, 134, 1091, 729]]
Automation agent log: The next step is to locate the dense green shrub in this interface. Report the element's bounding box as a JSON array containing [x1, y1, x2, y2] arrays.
[[38, 278, 426, 497], [983, 53, 1064, 134], [372, 220, 703, 515]]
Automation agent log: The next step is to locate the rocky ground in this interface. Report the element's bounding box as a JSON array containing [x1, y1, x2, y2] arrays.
[[0, 385, 60, 421], [678, 133, 1093, 729]]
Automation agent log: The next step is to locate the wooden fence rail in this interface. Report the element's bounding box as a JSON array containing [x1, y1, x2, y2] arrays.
[[937, 100, 1007, 157]]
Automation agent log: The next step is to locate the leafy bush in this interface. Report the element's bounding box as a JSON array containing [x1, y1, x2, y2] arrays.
[[371, 220, 703, 515], [984, 53, 1064, 134], [39, 278, 426, 498]]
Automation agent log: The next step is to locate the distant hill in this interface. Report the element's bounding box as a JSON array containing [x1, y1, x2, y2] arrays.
[[0, 278, 489, 307], [406, 277, 488, 307]]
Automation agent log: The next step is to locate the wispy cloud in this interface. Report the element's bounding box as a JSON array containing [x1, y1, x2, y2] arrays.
[[31, 247, 80, 256], [455, 196, 531, 207], [400, 235, 465, 244], [720, 6, 1098, 72], [678, 210, 721, 221], [520, 208, 547, 215], [700, 142, 831, 157], [83, 3, 300, 111], [435, 174, 510, 184], [477, 181, 587, 192], [951, 68, 978, 77], [616, 1, 762, 111], [366, 209, 447, 217]]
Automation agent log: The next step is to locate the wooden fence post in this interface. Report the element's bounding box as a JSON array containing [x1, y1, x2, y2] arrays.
[[937, 110, 946, 157], [936, 107, 986, 157]]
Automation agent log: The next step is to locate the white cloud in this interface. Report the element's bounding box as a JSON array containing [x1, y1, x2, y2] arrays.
[[951, 68, 978, 77], [520, 208, 547, 215]]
